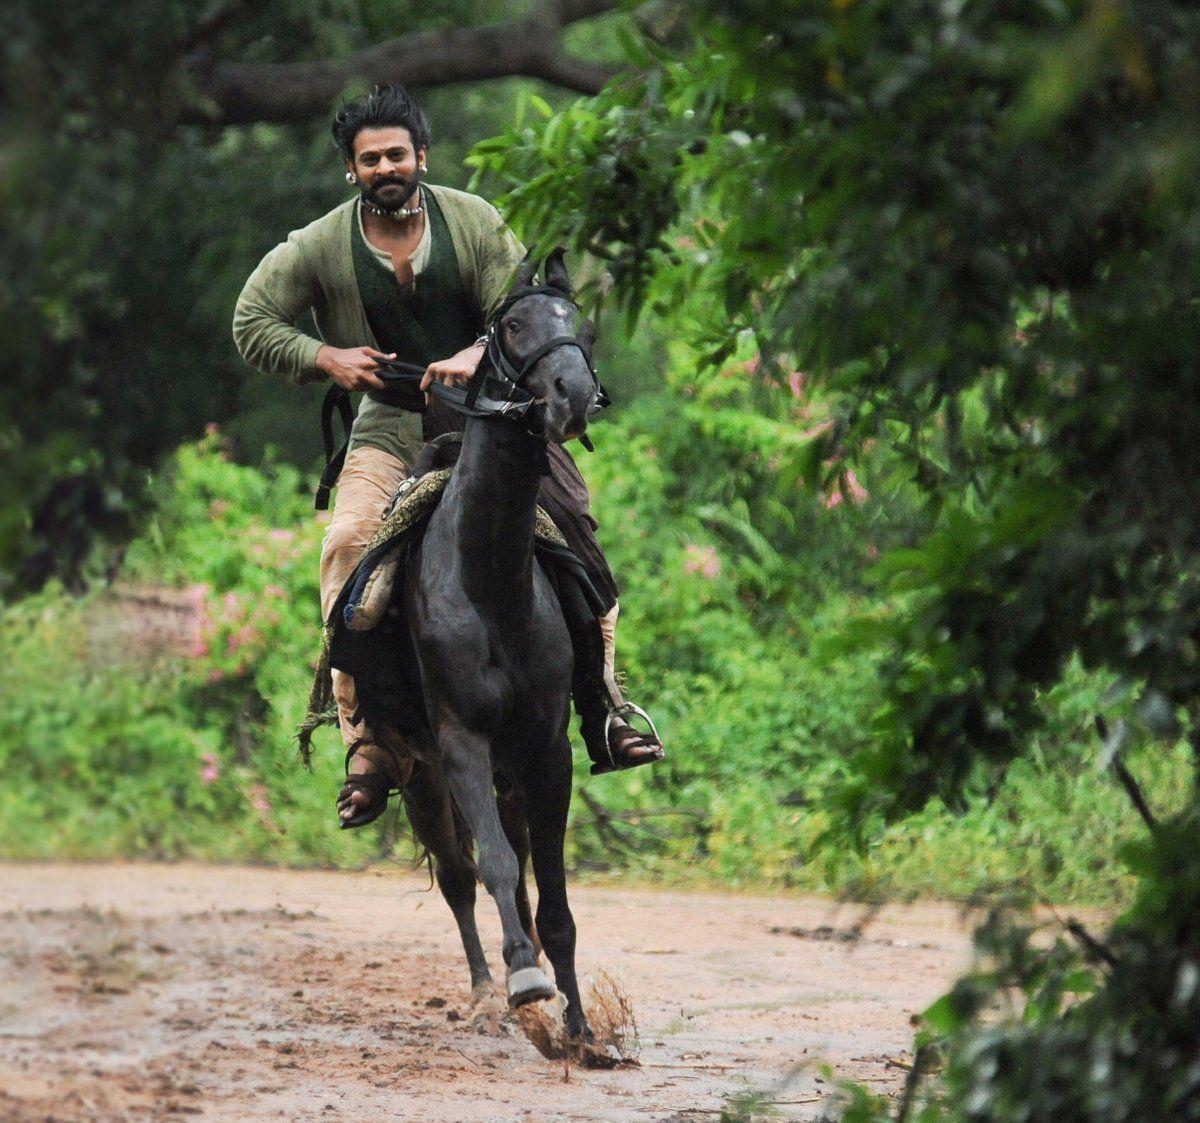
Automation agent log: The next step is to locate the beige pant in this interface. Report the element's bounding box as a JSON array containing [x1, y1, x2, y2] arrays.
[[319, 447, 409, 769], [320, 445, 621, 766]]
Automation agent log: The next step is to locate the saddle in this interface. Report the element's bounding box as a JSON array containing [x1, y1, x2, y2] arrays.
[[299, 435, 610, 765]]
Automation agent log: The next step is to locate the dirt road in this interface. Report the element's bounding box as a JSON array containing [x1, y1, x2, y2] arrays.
[[0, 863, 972, 1121]]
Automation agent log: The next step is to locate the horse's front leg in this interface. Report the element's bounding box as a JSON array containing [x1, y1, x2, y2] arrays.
[[496, 779, 542, 961], [440, 720, 554, 1006], [525, 734, 593, 1041]]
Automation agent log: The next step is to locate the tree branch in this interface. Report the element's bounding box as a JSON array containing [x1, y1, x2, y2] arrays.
[[182, 0, 622, 126], [177, 0, 255, 55]]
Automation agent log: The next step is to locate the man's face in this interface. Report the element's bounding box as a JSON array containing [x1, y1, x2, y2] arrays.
[[350, 126, 426, 209]]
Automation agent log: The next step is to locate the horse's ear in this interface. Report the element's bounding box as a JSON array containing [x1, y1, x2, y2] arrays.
[[544, 247, 572, 296], [510, 251, 538, 293]]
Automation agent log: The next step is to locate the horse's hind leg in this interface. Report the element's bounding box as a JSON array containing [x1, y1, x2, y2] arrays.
[[525, 736, 592, 1040], [401, 764, 491, 994], [441, 727, 553, 1005]]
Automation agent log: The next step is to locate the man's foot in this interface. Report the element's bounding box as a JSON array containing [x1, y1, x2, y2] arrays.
[[589, 706, 665, 776], [336, 741, 402, 829]]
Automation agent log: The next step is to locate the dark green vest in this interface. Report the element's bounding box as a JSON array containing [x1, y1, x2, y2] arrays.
[[352, 191, 480, 425]]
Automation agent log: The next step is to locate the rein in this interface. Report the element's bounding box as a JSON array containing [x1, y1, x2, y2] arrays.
[[314, 284, 607, 510]]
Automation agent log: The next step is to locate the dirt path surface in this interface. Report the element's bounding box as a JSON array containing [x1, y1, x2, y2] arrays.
[[0, 863, 972, 1122]]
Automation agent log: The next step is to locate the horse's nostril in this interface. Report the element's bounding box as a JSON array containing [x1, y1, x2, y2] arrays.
[[554, 377, 567, 397]]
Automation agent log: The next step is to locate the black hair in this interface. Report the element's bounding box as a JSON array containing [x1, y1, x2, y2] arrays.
[[331, 84, 431, 162]]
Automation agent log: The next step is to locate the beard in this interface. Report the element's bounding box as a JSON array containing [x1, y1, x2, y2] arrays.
[[360, 167, 424, 214]]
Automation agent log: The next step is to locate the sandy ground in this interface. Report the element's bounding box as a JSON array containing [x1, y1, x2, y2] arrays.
[[0, 863, 974, 1122]]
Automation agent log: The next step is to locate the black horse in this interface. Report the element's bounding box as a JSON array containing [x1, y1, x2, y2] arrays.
[[397, 253, 598, 1039]]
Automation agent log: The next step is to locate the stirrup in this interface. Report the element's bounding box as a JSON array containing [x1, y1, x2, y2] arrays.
[[338, 738, 402, 830], [591, 701, 665, 776]]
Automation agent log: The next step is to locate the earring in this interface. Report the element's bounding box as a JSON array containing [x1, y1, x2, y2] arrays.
[[346, 171, 356, 184]]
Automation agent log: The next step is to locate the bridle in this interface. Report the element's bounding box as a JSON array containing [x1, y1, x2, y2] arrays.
[[314, 284, 608, 509], [448, 285, 609, 444]]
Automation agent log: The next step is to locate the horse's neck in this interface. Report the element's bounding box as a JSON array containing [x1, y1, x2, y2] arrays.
[[444, 417, 543, 607]]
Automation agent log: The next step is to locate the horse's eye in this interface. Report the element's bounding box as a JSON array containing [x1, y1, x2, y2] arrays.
[[506, 319, 520, 332]]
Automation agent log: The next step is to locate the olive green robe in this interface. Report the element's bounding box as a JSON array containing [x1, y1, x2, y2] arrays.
[[232, 184, 524, 463]]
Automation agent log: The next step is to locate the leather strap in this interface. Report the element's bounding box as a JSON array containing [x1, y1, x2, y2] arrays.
[[315, 385, 354, 511]]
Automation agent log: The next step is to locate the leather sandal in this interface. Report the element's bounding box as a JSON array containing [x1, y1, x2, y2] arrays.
[[336, 739, 402, 830], [589, 702, 666, 776]]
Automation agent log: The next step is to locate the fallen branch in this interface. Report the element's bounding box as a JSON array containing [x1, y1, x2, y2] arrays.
[[577, 788, 638, 853]]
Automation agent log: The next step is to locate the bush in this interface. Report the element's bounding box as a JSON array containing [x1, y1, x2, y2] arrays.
[[2, 404, 1179, 905]]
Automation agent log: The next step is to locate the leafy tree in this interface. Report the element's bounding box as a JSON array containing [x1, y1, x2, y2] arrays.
[[0, 0, 628, 596], [472, 1, 1200, 1117]]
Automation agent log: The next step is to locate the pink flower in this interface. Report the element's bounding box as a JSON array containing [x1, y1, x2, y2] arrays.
[[798, 419, 833, 442], [263, 584, 286, 598], [267, 528, 295, 544], [684, 543, 722, 580], [788, 371, 807, 399], [822, 469, 869, 509], [200, 753, 220, 786], [226, 623, 261, 655], [248, 784, 277, 832], [204, 422, 220, 437], [223, 592, 242, 615]]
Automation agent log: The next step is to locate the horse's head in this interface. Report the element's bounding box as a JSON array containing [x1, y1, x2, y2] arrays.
[[492, 249, 600, 445]]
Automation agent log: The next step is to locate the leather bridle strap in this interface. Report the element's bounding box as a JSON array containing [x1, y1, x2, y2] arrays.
[[315, 384, 355, 511]]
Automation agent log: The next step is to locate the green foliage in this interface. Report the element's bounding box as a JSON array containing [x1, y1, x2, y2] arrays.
[[2, 398, 1183, 910], [842, 815, 1200, 1122], [473, 0, 1200, 818], [470, 2, 1200, 1117], [0, 0, 610, 597], [0, 434, 383, 866]]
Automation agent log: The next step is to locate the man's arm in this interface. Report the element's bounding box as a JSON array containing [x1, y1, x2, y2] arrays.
[[232, 236, 327, 384], [233, 235, 391, 391]]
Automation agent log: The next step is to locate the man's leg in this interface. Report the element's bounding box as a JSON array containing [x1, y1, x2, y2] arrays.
[[318, 446, 409, 820], [537, 445, 664, 772], [598, 602, 619, 682], [593, 602, 664, 769]]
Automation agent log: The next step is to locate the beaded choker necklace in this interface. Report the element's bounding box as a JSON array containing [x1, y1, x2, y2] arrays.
[[360, 188, 423, 220]]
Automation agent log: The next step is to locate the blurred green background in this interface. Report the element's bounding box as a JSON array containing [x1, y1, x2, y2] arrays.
[[0, 0, 1186, 906], [7, 2, 1200, 1116]]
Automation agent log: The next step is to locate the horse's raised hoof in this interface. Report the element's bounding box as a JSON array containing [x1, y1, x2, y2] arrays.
[[507, 966, 556, 1007]]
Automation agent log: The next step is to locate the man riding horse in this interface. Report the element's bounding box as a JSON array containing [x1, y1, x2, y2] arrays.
[[233, 84, 663, 828]]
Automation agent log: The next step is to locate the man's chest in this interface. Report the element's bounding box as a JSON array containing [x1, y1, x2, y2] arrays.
[[363, 217, 425, 285]]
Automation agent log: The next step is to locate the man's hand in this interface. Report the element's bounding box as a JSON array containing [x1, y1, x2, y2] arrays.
[[421, 343, 486, 393], [316, 345, 393, 391]]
